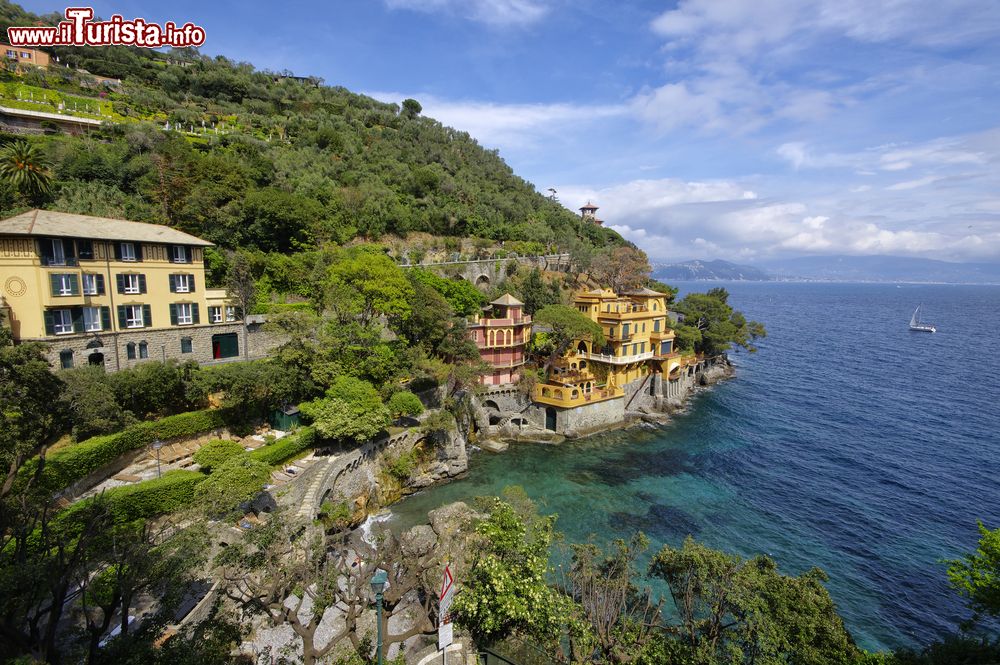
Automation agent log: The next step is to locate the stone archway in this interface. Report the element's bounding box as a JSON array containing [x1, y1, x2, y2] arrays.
[[475, 274, 491, 290]]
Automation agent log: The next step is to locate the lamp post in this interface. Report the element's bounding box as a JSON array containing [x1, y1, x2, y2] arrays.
[[370, 569, 388, 665], [151, 439, 163, 478]]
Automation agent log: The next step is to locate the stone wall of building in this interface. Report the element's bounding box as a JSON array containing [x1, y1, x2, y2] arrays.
[[38, 320, 283, 371]]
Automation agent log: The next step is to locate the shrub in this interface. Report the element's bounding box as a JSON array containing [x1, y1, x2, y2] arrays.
[[319, 500, 352, 529], [248, 427, 317, 466], [194, 456, 272, 516], [21, 409, 227, 494], [193, 439, 246, 472], [386, 449, 417, 480], [52, 470, 204, 536], [388, 391, 424, 419]]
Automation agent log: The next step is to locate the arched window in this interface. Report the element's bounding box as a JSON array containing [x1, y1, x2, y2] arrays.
[[138, 341, 148, 359], [181, 337, 193, 354], [126, 342, 136, 360], [59, 349, 73, 369]]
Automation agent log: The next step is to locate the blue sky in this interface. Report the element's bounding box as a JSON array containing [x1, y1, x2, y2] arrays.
[[20, 0, 1000, 263]]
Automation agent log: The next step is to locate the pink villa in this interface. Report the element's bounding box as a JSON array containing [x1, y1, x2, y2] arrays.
[[468, 294, 532, 386]]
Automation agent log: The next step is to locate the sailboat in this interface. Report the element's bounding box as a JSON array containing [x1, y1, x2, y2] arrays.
[[909, 305, 936, 333]]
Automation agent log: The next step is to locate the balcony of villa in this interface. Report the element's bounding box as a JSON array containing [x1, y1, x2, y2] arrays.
[[579, 349, 655, 365], [479, 315, 532, 327], [533, 382, 624, 408], [650, 328, 675, 341]]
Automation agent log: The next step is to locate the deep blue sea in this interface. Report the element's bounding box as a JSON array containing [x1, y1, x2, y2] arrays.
[[390, 282, 1000, 651]]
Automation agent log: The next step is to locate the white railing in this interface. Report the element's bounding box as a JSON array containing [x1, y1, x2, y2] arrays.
[[581, 350, 654, 365]]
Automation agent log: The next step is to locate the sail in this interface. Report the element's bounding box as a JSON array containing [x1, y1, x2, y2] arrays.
[[910, 306, 919, 327]]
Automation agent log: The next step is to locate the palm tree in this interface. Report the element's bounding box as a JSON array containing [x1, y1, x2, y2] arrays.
[[0, 140, 51, 203]]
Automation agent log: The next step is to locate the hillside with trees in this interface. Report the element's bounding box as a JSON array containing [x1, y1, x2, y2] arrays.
[[0, 2, 624, 262]]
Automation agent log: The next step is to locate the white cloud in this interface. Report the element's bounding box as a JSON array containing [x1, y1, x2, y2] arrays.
[[364, 91, 626, 149], [382, 0, 550, 26], [886, 175, 941, 191]]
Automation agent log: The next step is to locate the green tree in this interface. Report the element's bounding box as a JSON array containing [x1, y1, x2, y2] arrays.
[[325, 246, 414, 325], [401, 98, 422, 119], [0, 336, 64, 503], [533, 304, 605, 372], [192, 439, 246, 472], [590, 246, 651, 293], [194, 455, 271, 516], [60, 365, 132, 439], [648, 537, 860, 665], [298, 376, 390, 444], [387, 391, 424, 419], [452, 496, 571, 647], [226, 250, 258, 360], [0, 139, 51, 203], [946, 521, 1000, 622], [515, 267, 560, 315], [672, 288, 766, 355]]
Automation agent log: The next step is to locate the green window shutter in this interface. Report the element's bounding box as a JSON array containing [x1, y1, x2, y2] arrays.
[[192, 303, 200, 324], [114, 243, 122, 261], [169, 274, 176, 292], [169, 304, 178, 326], [101, 306, 111, 331], [143, 304, 152, 327], [72, 307, 84, 333], [116, 274, 125, 294], [117, 306, 127, 328], [138, 274, 147, 294], [188, 274, 196, 292], [135, 244, 143, 262], [43, 310, 55, 335], [69, 274, 79, 295], [49, 273, 59, 296], [96, 274, 105, 295], [185, 247, 192, 263]]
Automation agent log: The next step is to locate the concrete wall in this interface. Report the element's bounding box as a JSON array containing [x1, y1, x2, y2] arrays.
[[39, 321, 282, 371]]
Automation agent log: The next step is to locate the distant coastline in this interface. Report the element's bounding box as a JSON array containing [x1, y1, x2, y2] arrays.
[[654, 256, 1000, 285]]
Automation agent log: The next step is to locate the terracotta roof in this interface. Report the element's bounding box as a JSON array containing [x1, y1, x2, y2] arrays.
[[579, 201, 599, 210], [491, 293, 524, 306], [0, 209, 213, 246]]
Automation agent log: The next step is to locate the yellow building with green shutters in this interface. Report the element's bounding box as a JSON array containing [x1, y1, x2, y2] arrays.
[[534, 287, 684, 409], [0, 209, 260, 371]]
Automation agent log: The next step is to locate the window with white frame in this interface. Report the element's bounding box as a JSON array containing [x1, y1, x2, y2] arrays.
[[176, 303, 193, 325], [55, 274, 76, 296], [82, 273, 99, 295], [171, 245, 188, 263], [210, 306, 222, 323], [53, 309, 73, 335], [120, 242, 136, 262], [83, 307, 102, 332], [225, 306, 237, 322], [125, 305, 144, 328], [123, 274, 141, 294], [174, 274, 191, 293]]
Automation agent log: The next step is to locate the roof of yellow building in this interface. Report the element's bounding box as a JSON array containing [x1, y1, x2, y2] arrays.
[[624, 287, 667, 296], [0, 209, 213, 246], [491, 293, 524, 306]]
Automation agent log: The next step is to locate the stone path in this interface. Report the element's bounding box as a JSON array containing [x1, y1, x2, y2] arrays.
[[296, 455, 338, 522]]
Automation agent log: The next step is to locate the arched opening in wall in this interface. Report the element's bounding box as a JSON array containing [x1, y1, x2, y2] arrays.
[[577, 341, 588, 354], [580, 360, 587, 370], [88, 351, 104, 367], [475, 274, 491, 290], [483, 399, 502, 425], [545, 407, 557, 431]]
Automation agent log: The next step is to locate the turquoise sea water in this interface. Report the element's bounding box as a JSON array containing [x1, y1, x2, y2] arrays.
[[389, 282, 1000, 651]]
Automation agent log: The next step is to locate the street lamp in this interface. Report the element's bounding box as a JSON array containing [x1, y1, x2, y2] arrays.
[[370, 568, 388, 665], [151, 439, 163, 478]]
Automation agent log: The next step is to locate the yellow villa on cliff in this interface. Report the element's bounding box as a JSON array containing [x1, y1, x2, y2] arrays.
[[533, 288, 693, 432]]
